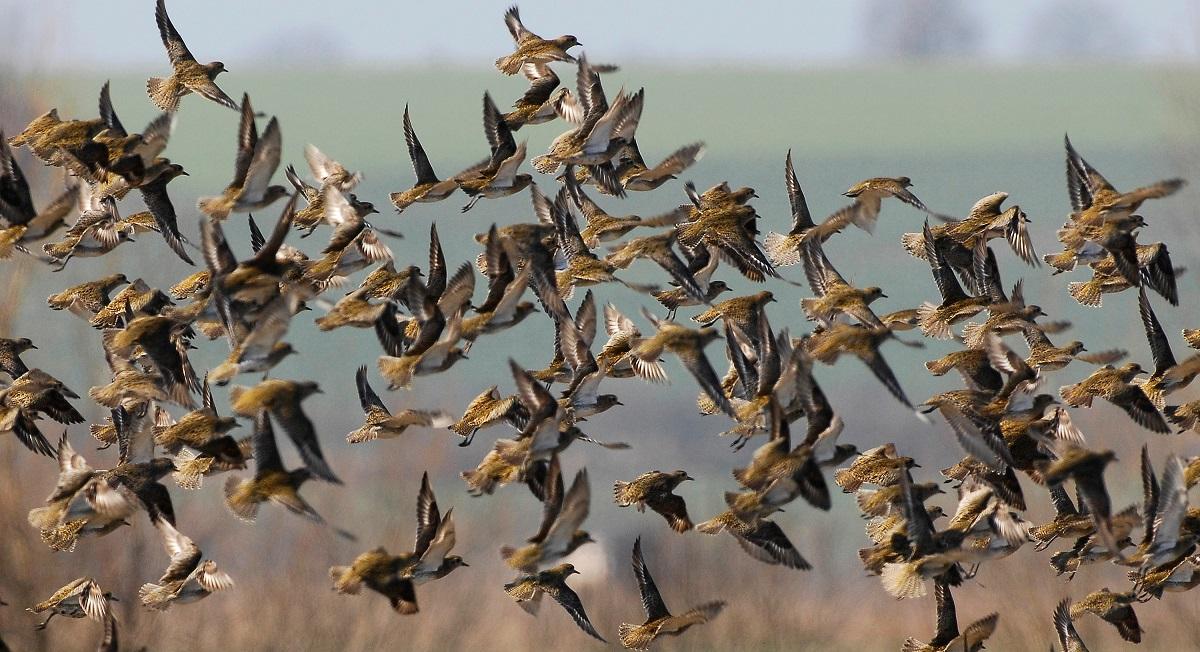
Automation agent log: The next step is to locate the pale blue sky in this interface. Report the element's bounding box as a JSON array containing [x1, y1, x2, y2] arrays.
[[3, 0, 1198, 70]]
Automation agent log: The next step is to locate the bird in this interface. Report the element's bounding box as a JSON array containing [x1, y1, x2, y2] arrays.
[[138, 515, 233, 610], [147, 0, 237, 111], [503, 563, 605, 642], [1053, 599, 1090, 652], [345, 366, 453, 443], [618, 537, 725, 650], [223, 412, 351, 539], [1059, 363, 1169, 433], [197, 95, 287, 221], [839, 176, 929, 233], [501, 459, 594, 573], [455, 94, 534, 213], [329, 472, 465, 613], [27, 577, 113, 630], [1069, 588, 1142, 643], [229, 378, 339, 483], [764, 150, 859, 265], [613, 470, 694, 532], [494, 6, 581, 75], [901, 580, 998, 652], [389, 106, 459, 213]]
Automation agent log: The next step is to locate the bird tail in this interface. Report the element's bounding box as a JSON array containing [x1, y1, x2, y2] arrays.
[[1067, 280, 1102, 307], [146, 76, 180, 112], [172, 449, 211, 490], [495, 55, 521, 75], [329, 566, 362, 594], [1166, 405, 1195, 432], [41, 519, 85, 552], [223, 476, 259, 522], [900, 232, 927, 260], [880, 562, 926, 599], [618, 623, 651, 651], [197, 196, 232, 221], [833, 468, 863, 493], [668, 514, 693, 533], [27, 506, 57, 530], [389, 192, 413, 214], [1043, 249, 1078, 274], [924, 354, 954, 376], [530, 154, 560, 175], [460, 468, 495, 496], [855, 489, 881, 516], [377, 356, 416, 391], [695, 516, 725, 535], [612, 481, 634, 506], [138, 583, 174, 610], [960, 321, 989, 349], [800, 297, 834, 324], [1049, 550, 1077, 575], [763, 231, 802, 267], [917, 302, 952, 340]]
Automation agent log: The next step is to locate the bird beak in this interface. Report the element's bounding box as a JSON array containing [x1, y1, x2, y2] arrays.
[[29, 344, 38, 349], [880, 293, 888, 299], [461, 562, 470, 567], [615, 400, 624, 406], [842, 191, 853, 197], [911, 462, 922, 468], [684, 475, 695, 481]]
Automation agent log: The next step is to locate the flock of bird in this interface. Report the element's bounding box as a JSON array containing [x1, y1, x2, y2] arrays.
[[1, 2, 1199, 650]]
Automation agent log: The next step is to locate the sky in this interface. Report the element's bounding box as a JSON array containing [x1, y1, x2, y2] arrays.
[[2, 0, 1199, 71]]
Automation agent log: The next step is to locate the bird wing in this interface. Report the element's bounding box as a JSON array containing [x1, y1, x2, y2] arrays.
[[503, 5, 536, 43], [545, 581, 606, 642], [155, 0, 195, 64], [402, 105, 440, 185], [250, 411, 284, 475], [138, 176, 194, 266], [632, 536, 671, 620], [154, 515, 202, 583], [413, 471, 441, 557], [529, 455, 564, 543], [273, 398, 339, 483], [784, 150, 815, 233], [545, 469, 590, 549], [241, 117, 282, 202], [355, 365, 389, 417], [1138, 288, 1176, 375], [930, 580, 960, 648]]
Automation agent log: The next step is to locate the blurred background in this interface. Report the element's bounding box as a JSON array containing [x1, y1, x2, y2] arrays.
[[2, 0, 1200, 650]]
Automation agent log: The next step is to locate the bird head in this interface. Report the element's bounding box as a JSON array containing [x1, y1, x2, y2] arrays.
[[296, 380, 322, 398], [264, 185, 291, 205]]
